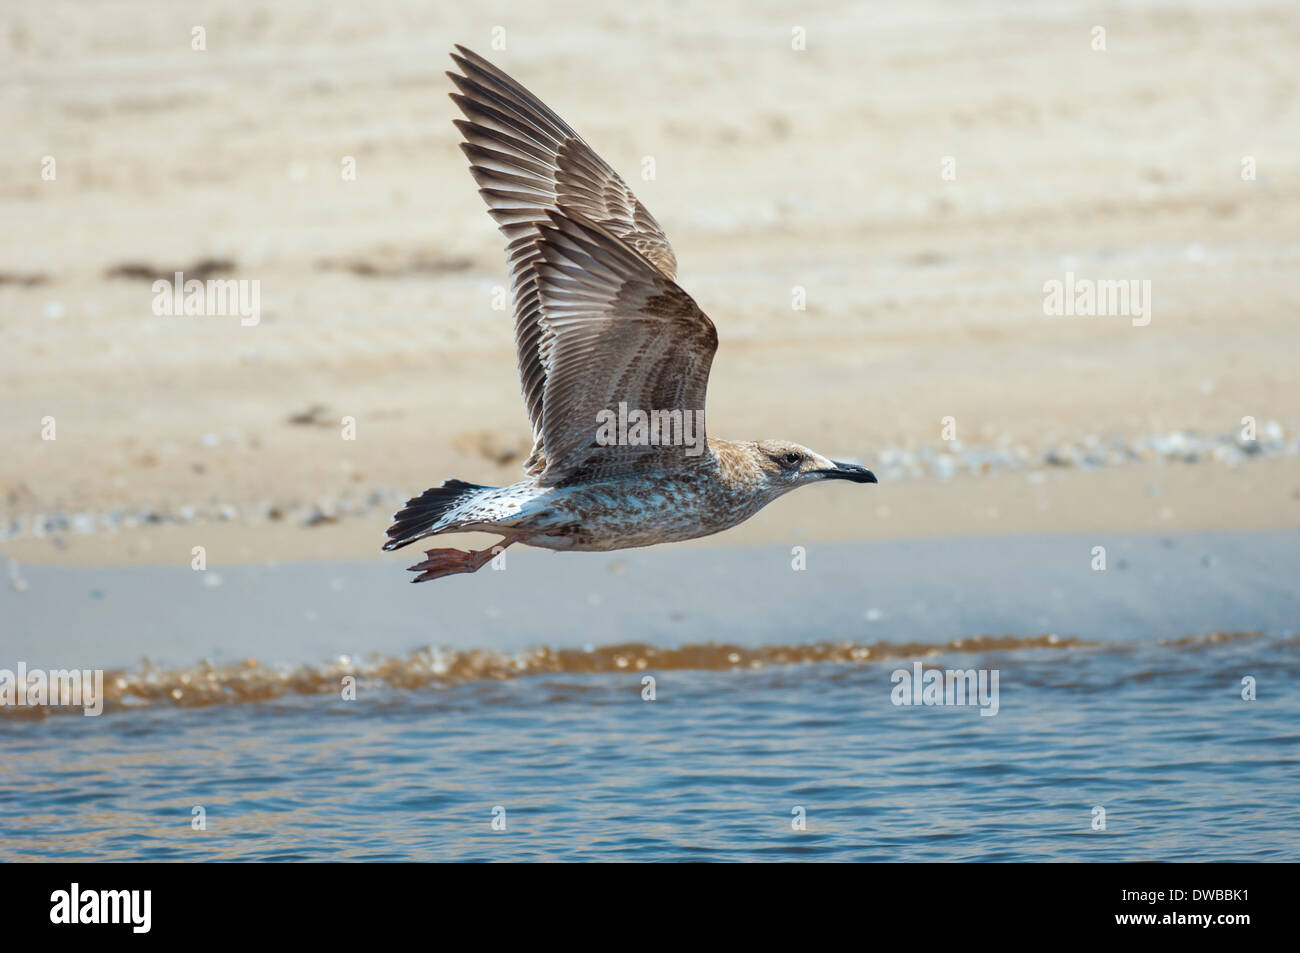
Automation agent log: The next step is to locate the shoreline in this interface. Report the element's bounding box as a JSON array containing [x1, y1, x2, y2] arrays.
[[3, 529, 1296, 672]]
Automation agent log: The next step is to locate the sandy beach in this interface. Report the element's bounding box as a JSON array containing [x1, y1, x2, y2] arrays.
[[2, 0, 1298, 572]]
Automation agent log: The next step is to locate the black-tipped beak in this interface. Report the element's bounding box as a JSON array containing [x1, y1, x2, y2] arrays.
[[819, 461, 878, 484]]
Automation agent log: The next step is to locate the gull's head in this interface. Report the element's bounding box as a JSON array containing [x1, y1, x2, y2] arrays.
[[748, 440, 877, 494]]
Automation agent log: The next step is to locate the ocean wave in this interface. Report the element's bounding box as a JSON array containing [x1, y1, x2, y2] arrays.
[[1, 630, 1284, 718]]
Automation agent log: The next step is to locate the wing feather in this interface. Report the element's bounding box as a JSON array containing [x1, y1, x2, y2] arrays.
[[530, 210, 716, 485], [447, 46, 683, 475]]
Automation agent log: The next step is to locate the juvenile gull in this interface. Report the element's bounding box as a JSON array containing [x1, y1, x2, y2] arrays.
[[385, 46, 876, 581]]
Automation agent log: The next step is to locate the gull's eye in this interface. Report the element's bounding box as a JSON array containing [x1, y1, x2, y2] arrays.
[[782, 452, 801, 466]]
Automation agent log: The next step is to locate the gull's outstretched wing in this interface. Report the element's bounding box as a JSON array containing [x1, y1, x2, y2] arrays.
[[446, 46, 682, 474], [529, 209, 716, 485]]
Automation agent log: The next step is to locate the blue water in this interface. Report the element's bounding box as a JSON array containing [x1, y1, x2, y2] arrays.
[[3, 633, 1297, 861]]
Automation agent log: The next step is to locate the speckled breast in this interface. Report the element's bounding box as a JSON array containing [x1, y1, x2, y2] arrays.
[[523, 472, 767, 552]]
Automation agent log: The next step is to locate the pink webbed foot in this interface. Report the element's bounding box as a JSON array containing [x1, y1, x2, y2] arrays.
[[406, 539, 511, 583]]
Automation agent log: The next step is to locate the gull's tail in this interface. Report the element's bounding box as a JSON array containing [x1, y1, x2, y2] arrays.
[[383, 479, 492, 551]]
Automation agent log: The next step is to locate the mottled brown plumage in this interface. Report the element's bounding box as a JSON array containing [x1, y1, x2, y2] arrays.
[[384, 47, 875, 582]]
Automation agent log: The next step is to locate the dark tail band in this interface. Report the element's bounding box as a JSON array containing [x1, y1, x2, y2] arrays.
[[383, 479, 489, 552]]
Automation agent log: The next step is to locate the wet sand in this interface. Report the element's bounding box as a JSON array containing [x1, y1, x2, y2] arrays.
[[4, 531, 1296, 675]]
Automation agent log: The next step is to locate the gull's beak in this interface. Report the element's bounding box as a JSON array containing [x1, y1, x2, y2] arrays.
[[818, 461, 878, 484]]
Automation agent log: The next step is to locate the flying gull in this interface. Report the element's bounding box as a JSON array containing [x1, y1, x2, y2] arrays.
[[385, 46, 876, 581]]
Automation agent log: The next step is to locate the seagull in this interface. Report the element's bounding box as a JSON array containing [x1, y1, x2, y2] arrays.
[[385, 46, 876, 582]]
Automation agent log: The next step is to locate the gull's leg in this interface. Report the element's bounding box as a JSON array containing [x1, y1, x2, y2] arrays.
[[406, 537, 513, 583]]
